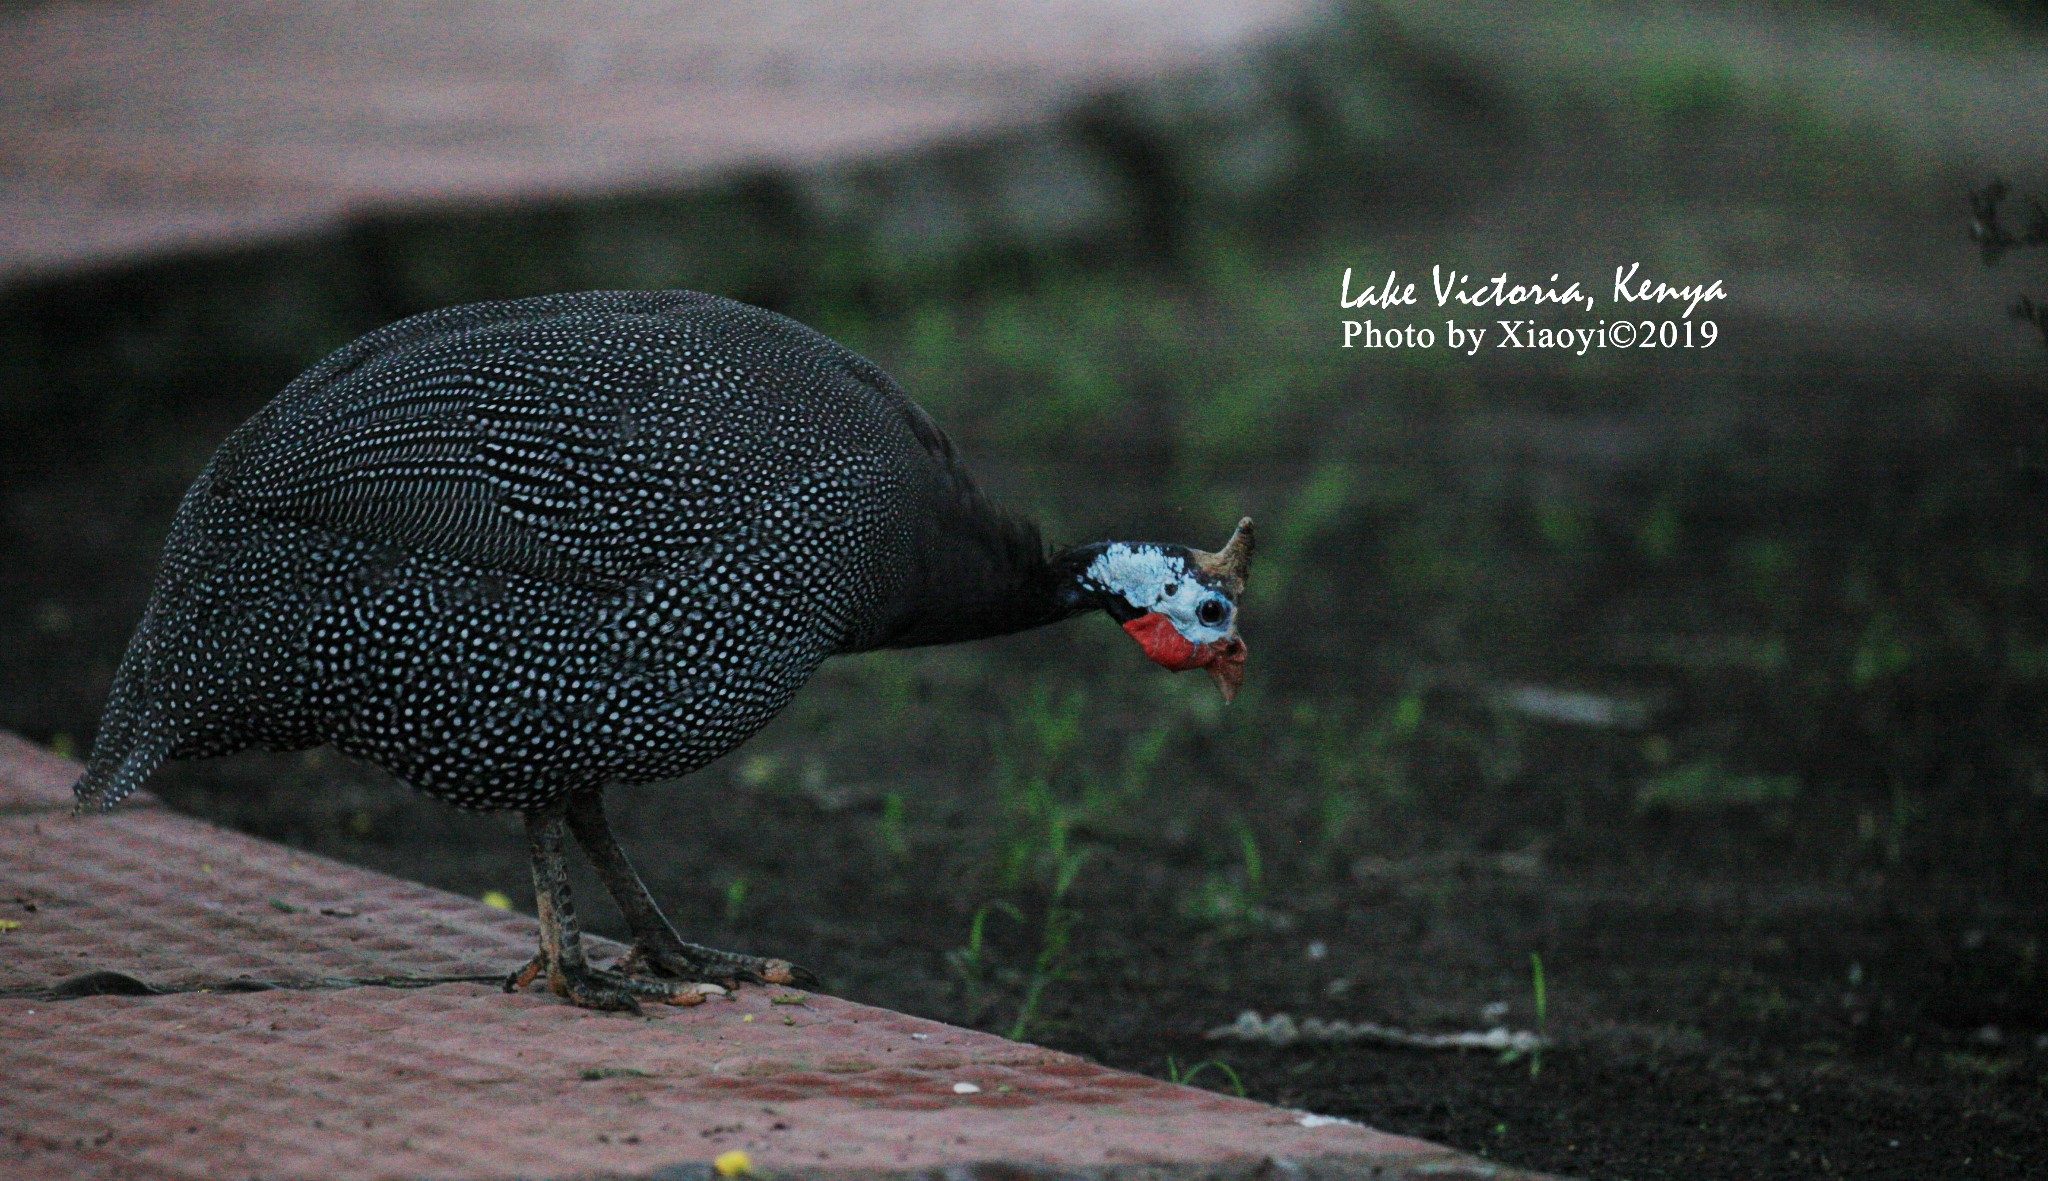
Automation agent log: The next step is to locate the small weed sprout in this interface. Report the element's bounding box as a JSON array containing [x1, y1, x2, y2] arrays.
[[950, 851, 1092, 1042], [722, 875, 749, 923], [1255, 458, 1358, 600], [955, 682, 1125, 1040], [1497, 952, 1549, 1077], [877, 790, 910, 859], [1166, 1056, 1248, 1097], [947, 899, 1024, 1017], [1886, 774, 1920, 867], [1006, 907, 1074, 1041], [1236, 820, 1264, 896], [1635, 760, 1800, 814], [991, 684, 1094, 889], [1097, 718, 1172, 818], [1181, 820, 1271, 930], [1008, 847, 1091, 1041], [1292, 694, 1421, 862]]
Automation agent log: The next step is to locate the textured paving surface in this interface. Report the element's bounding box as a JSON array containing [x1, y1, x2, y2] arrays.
[[0, 732, 1549, 1180], [0, 0, 1319, 285]]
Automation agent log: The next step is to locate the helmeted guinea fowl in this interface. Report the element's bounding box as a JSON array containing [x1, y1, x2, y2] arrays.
[[74, 290, 1252, 1011]]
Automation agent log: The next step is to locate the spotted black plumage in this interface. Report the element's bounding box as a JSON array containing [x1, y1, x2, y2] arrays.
[[75, 290, 1253, 1010]]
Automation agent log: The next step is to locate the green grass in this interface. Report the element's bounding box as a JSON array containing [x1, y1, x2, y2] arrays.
[[1636, 761, 1802, 815], [722, 875, 750, 923], [1166, 1057, 1248, 1097]]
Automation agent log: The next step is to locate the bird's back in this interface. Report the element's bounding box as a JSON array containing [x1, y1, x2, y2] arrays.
[[78, 291, 969, 811]]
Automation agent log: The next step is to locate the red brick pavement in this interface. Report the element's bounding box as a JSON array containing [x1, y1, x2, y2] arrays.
[[0, 0, 1318, 285], [0, 732, 1550, 1179]]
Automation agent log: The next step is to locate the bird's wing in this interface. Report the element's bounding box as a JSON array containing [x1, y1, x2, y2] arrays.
[[208, 293, 837, 589]]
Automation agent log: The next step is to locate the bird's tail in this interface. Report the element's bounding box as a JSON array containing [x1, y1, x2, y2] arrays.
[[72, 630, 173, 815], [73, 734, 170, 814]]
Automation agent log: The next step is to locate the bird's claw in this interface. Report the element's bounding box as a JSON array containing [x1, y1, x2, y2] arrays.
[[503, 952, 726, 1013], [505, 954, 545, 994], [616, 940, 817, 990]]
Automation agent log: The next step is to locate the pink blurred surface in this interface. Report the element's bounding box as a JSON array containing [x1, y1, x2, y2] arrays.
[[0, 0, 1318, 284]]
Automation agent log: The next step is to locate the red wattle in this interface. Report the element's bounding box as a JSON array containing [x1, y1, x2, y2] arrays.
[[1122, 612, 1204, 671]]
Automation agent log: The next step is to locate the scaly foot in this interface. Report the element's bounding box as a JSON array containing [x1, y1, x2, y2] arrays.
[[503, 952, 728, 1013], [615, 937, 817, 990]]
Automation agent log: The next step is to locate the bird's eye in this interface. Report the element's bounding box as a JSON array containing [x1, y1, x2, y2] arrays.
[[1197, 598, 1228, 626]]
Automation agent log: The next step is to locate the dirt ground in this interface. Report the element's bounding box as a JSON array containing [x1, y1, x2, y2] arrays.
[[6, 5, 2048, 1179], [106, 667, 2040, 1181]]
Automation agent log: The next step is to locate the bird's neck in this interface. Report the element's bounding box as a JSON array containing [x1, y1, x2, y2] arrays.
[[867, 536, 1112, 651]]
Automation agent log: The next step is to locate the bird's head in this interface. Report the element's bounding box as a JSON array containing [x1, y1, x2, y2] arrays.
[[1068, 517, 1254, 701]]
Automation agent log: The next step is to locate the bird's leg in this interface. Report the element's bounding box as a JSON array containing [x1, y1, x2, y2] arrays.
[[565, 789, 816, 989], [505, 801, 724, 1011]]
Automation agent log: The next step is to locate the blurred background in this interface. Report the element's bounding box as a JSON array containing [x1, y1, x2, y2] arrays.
[[4, 1, 2046, 1175]]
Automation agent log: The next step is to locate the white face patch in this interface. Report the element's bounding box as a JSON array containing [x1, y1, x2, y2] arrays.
[[1084, 544, 1236, 644]]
